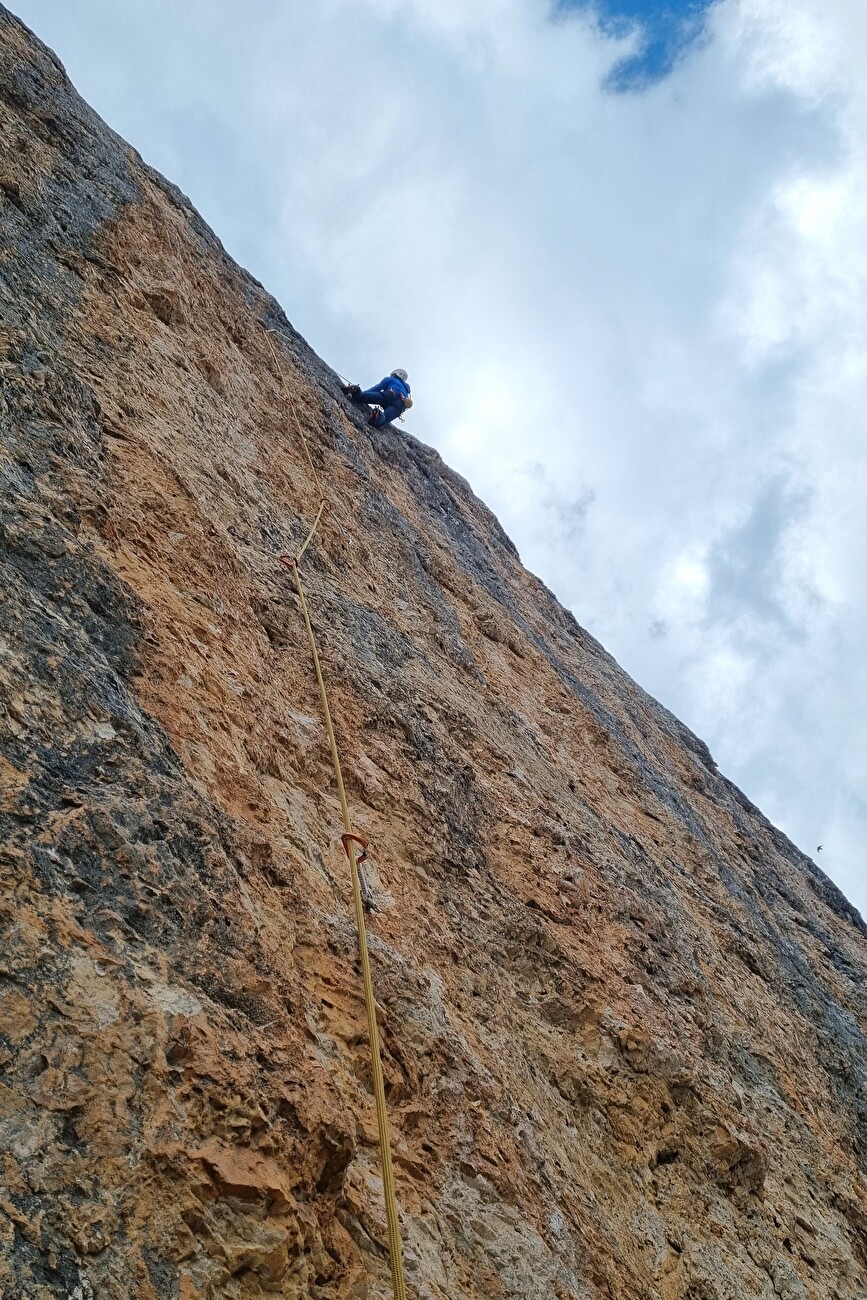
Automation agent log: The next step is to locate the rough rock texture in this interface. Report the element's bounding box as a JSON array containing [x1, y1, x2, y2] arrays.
[[2, 9, 867, 1299]]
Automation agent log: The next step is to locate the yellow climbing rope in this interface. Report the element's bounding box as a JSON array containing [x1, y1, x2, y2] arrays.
[[263, 330, 408, 1300]]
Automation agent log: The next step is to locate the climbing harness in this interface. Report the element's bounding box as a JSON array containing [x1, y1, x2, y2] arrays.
[[264, 331, 408, 1300]]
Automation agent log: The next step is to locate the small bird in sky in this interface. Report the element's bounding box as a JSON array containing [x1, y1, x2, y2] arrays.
[[817, 845, 823, 852]]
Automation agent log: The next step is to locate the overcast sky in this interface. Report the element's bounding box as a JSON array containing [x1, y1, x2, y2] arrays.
[[12, 0, 866, 914]]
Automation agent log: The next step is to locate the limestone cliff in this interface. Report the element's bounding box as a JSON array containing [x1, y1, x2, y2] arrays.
[[2, 9, 867, 1299]]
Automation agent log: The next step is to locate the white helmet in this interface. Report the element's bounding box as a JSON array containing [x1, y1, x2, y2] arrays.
[[391, 368, 408, 382]]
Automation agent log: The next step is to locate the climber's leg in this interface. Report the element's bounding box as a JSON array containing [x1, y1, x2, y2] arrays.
[[370, 401, 403, 429]]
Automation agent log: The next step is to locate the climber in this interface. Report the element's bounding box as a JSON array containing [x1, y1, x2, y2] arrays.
[[342, 369, 412, 428]]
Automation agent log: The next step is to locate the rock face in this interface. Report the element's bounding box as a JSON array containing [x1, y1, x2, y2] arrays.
[[2, 8, 867, 1298]]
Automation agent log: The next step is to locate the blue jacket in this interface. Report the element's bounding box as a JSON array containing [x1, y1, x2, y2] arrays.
[[372, 375, 410, 401]]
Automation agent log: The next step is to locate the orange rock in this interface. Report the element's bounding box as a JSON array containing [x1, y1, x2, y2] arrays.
[[1, 8, 866, 1299]]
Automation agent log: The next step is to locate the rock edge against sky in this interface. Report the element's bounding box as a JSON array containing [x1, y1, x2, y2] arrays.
[[2, 8, 867, 1298]]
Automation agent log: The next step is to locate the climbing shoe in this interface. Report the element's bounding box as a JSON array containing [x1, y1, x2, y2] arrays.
[[367, 406, 383, 427], [341, 383, 362, 399]]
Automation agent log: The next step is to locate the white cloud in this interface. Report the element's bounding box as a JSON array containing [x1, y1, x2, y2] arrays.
[[13, 0, 866, 911]]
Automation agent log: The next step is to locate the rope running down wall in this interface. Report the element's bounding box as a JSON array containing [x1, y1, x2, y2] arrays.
[[262, 328, 408, 1300]]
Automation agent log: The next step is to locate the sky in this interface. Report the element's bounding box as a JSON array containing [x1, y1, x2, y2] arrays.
[[11, 0, 866, 915]]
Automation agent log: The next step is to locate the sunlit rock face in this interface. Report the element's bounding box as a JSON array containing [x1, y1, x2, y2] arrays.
[[2, 8, 866, 1298]]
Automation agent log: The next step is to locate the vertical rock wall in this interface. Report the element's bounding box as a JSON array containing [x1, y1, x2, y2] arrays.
[[2, 8, 867, 1298]]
